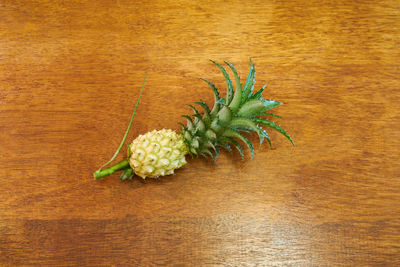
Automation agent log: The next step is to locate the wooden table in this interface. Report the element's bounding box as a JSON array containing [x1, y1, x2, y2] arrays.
[[1, 1, 399, 266]]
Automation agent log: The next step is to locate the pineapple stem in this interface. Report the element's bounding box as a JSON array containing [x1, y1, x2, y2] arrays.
[[93, 159, 130, 179], [93, 73, 147, 178]]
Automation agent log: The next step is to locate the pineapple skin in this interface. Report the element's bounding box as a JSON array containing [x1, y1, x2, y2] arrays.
[[128, 129, 189, 179]]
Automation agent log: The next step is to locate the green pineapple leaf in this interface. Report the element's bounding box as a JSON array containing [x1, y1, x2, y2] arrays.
[[210, 118, 223, 134], [192, 113, 203, 122], [201, 148, 215, 162], [220, 136, 244, 159], [257, 125, 272, 147], [253, 118, 294, 146], [190, 146, 198, 155], [216, 105, 232, 126], [202, 112, 211, 127], [204, 140, 218, 163], [178, 122, 187, 130], [205, 129, 217, 141], [250, 82, 267, 100], [232, 126, 252, 133], [195, 117, 206, 135], [237, 99, 282, 117], [255, 112, 284, 120], [191, 136, 200, 149], [200, 152, 210, 162], [217, 141, 232, 156], [210, 60, 234, 105], [120, 168, 134, 181], [201, 78, 221, 116], [204, 139, 217, 151], [182, 115, 195, 132], [195, 101, 211, 126], [182, 129, 193, 143], [214, 145, 220, 159], [223, 128, 254, 159], [262, 99, 283, 110], [195, 101, 211, 114], [229, 117, 265, 145], [225, 61, 242, 112], [187, 104, 200, 116], [216, 98, 226, 105], [242, 58, 255, 101]]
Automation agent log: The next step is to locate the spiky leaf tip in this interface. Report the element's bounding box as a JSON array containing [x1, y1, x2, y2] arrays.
[[195, 101, 211, 114], [250, 82, 267, 100], [187, 104, 200, 116], [256, 125, 272, 147], [223, 128, 254, 159], [242, 58, 255, 101], [210, 60, 234, 105], [253, 118, 294, 146], [220, 136, 244, 160], [254, 112, 284, 120], [225, 61, 242, 112], [182, 115, 194, 132], [217, 141, 233, 156], [229, 117, 265, 145], [237, 98, 280, 118], [201, 78, 221, 116]]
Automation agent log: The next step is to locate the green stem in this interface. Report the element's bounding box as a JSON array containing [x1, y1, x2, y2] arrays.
[[93, 73, 147, 181], [97, 73, 147, 171], [93, 159, 130, 179]]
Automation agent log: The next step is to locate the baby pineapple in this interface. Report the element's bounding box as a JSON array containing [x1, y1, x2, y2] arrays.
[[128, 129, 188, 178], [94, 60, 293, 180]]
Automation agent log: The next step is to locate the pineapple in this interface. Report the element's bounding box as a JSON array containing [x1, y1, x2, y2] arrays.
[[128, 129, 188, 178], [93, 60, 293, 180]]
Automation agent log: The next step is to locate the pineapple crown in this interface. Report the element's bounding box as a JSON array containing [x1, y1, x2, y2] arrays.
[[180, 59, 294, 162]]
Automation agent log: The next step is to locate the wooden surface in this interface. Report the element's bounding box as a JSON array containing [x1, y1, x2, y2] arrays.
[[1, 0, 399, 266]]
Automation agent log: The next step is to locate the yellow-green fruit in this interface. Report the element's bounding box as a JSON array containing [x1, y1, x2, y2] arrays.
[[128, 129, 189, 179]]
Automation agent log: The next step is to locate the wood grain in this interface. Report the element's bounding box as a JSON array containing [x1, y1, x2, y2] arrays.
[[1, 0, 399, 266]]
